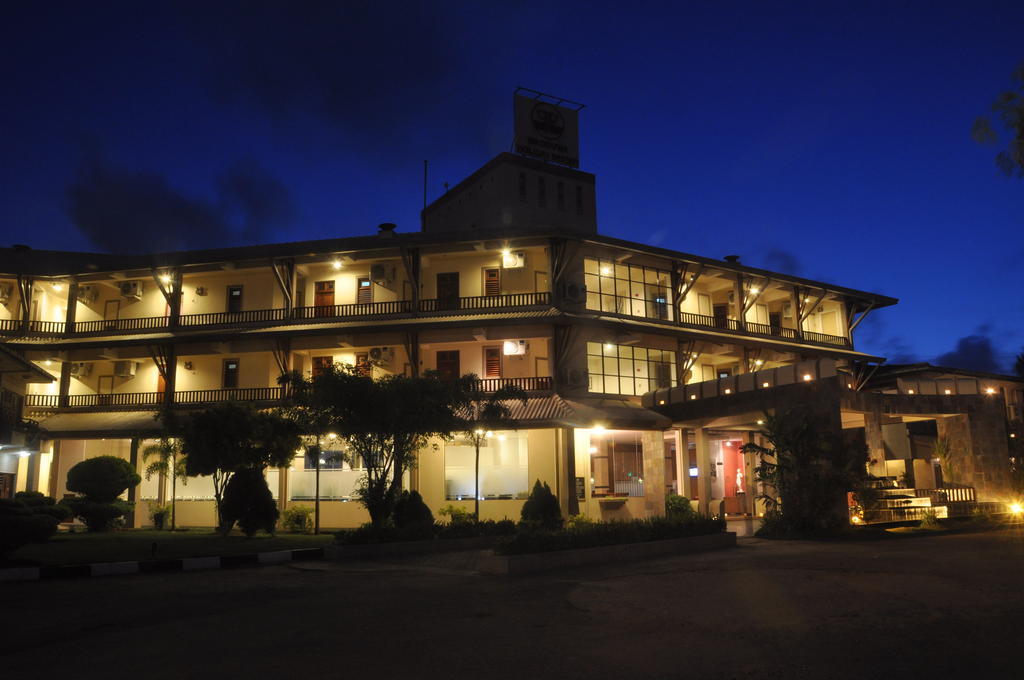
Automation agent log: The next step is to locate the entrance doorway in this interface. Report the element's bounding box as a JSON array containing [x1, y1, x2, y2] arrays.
[[436, 272, 460, 310], [436, 350, 460, 380], [314, 281, 335, 317]]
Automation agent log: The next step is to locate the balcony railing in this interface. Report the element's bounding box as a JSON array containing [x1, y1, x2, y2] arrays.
[[180, 308, 289, 327], [419, 292, 550, 313], [25, 387, 287, 412], [672, 310, 849, 348], [74, 316, 170, 334], [292, 300, 413, 320], [473, 376, 553, 393]]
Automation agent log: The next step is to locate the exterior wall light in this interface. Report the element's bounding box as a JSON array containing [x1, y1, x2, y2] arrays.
[[944, 389, 952, 395], [762, 382, 770, 388], [690, 394, 697, 400], [53, 282, 64, 292], [658, 399, 666, 405], [754, 359, 764, 366], [803, 374, 812, 381], [591, 424, 606, 434], [723, 388, 732, 394], [332, 259, 343, 270], [160, 273, 172, 284], [985, 387, 996, 395], [907, 389, 915, 394], [327, 432, 338, 439], [756, 419, 765, 425]]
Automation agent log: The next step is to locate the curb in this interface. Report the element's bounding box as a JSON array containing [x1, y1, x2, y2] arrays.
[[0, 547, 324, 583]]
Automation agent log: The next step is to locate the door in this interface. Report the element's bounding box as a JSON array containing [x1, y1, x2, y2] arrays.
[[97, 375, 114, 406], [103, 299, 120, 330], [314, 281, 335, 317], [697, 293, 712, 318], [436, 272, 459, 310], [483, 347, 501, 379], [357, 277, 373, 305], [312, 356, 332, 379], [227, 285, 243, 314], [713, 304, 729, 329], [436, 350, 460, 380], [222, 359, 240, 389], [534, 271, 549, 293], [483, 268, 500, 297]]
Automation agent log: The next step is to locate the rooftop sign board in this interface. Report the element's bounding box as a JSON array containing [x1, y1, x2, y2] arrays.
[[513, 90, 582, 168]]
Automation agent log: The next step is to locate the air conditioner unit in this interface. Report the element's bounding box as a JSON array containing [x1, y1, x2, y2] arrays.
[[120, 281, 143, 300], [76, 285, 99, 304], [195, 286, 208, 296], [113, 360, 138, 378], [559, 367, 588, 389], [501, 250, 527, 269], [368, 347, 394, 364], [782, 303, 793, 319], [559, 281, 586, 304], [369, 264, 395, 287], [0, 284, 11, 304], [503, 340, 529, 356], [70, 362, 93, 377]]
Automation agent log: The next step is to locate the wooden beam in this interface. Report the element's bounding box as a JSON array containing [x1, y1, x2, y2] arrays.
[[848, 301, 875, 334]]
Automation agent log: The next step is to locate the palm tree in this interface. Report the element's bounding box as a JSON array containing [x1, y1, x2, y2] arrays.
[[142, 436, 186, 530], [454, 375, 528, 521]]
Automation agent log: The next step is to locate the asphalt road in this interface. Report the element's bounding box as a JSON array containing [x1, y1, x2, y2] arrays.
[[3, 528, 1023, 679]]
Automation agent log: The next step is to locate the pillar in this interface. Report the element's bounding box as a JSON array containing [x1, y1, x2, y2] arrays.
[[863, 407, 886, 478], [694, 427, 713, 516], [65, 281, 78, 331], [641, 430, 666, 517], [278, 465, 289, 513], [126, 437, 140, 528], [58, 361, 71, 408], [564, 427, 579, 516]]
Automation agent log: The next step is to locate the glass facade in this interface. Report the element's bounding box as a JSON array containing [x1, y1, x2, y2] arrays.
[[587, 341, 676, 396], [444, 430, 530, 500], [584, 258, 672, 320]]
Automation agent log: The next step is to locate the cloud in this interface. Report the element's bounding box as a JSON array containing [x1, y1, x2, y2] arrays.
[[933, 334, 1004, 373], [66, 152, 293, 253]]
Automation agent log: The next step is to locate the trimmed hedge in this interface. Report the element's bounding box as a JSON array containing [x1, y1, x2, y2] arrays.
[[495, 516, 726, 556], [337, 518, 516, 546], [0, 498, 59, 558]]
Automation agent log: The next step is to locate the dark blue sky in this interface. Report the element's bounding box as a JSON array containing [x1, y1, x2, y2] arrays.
[[2, 1, 1021, 371]]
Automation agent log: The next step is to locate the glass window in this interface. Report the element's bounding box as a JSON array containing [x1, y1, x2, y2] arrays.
[[587, 341, 676, 396], [444, 430, 530, 500], [289, 451, 361, 501], [583, 258, 672, 321], [589, 430, 644, 497], [304, 447, 345, 470]]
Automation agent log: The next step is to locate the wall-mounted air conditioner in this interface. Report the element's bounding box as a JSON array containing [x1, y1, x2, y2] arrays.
[[502, 251, 526, 269], [76, 285, 99, 304], [369, 264, 395, 287], [503, 340, 529, 356], [559, 367, 588, 389], [195, 286, 208, 296], [0, 284, 11, 305], [113, 360, 138, 378], [70, 362, 93, 378], [559, 281, 586, 304], [369, 347, 394, 365], [120, 281, 143, 300]]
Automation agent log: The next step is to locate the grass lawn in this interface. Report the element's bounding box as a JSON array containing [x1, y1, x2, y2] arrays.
[[9, 529, 336, 567]]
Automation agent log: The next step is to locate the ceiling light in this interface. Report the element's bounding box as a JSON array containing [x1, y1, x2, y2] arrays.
[[52, 282, 64, 292], [754, 359, 764, 366], [332, 259, 343, 270], [803, 374, 812, 381], [985, 387, 996, 395], [756, 419, 765, 425], [750, 287, 759, 294]]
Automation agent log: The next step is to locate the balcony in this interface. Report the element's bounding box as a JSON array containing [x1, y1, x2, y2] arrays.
[[672, 311, 850, 348], [1, 292, 553, 339], [473, 376, 553, 393], [25, 386, 286, 412]]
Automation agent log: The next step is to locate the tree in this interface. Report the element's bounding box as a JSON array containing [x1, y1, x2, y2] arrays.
[[179, 401, 301, 534], [972, 61, 1024, 177], [743, 408, 868, 535], [65, 455, 141, 531], [142, 413, 187, 531], [282, 364, 466, 527], [221, 468, 279, 537], [449, 374, 527, 520]]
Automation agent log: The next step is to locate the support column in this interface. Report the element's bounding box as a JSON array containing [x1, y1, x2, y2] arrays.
[[743, 431, 757, 516], [565, 427, 579, 516], [641, 430, 666, 517], [733, 275, 746, 332], [863, 407, 886, 478], [694, 427, 713, 516], [65, 281, 78, 332], [789, 287, 804, 340], [58, 360, 72, 408], [164, 346, 177, 407], [278, 465, 289, 513], [127, 437, 140, 528]]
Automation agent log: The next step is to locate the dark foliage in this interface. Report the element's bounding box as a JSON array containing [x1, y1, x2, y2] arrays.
[[336, 518, 516, 545], [496, 516, 725, 556], [393, 490, 434, 529], [61, 498, 133, 532], [66, 456, 141, 503], [14, 491, 73, 521], [665, 493, 697, 522], [0, 498, 59, 557], [520, 480, 562, 529], [221, 468, 279, 537]]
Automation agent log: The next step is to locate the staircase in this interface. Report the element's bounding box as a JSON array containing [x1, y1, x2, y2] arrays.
[[852, 477, 979, 524]]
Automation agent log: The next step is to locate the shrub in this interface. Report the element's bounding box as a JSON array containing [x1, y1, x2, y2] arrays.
[[394, 490, 434, 529], [565, 514, 595, 530], [438, 504, 473, 525], [61, 497, 132, 532], [520, 480, 562, 530], [221, 468, 279, 537], [0, 498, 59, 558], [280, 505, 314, 534], [665, 493, 697, 521], [14, 491, 72, 522], [66, 456, 141, 503], [149, 504, 172, 530], [496, 515, 725, 556], [918, 509, 943, 531]]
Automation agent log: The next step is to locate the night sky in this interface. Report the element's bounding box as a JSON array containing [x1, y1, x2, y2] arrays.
[[2, 1, 1021, 371]]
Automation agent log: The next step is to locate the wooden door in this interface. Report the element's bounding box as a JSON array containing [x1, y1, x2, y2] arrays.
[[222, 359, 239, 389], [436, 272, 459, 310], [483, 268, 500, 297], [483, 347, 501, 378], [314, 281, 335, 317], [356, 277, 373, 305], [97, 375, 114, 406], [436, 350, 460, 380], [103, 299, 120, 329], [713, 304, 729, 329], [227, 285, 243, 314]]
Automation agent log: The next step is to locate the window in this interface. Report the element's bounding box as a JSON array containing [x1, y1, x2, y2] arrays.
[[584, 258, 672, 320], [587, 342, 676, 396], [304, 447, 345, 470], [518, 172, 527, 202], [483, 268, 500, 296], [575, 186, 584, 215], [355, 352, 371, 377], [227, 285, 243, 314], [357, 277, 373, 304], [222, 359, 239, 389], [444, 430, 529, 500], [589, 430, 644, 497], [483, 347, 501, 378], [557, 181, 565, 211], [537, 176, 546, 207]]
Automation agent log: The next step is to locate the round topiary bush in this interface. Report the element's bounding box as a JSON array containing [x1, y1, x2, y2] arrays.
[[520, 480, 562, 530], [394, 490, 434, 529], [221, 468, 279, 537], [67, 455, 141, 503]]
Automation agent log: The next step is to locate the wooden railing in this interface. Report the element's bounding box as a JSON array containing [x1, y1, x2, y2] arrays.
[[73, 316, 170, 334], [292, 300, 413, 320], [26, 387, 287, 411], [175, 387, 285, 404], [802, 329, 851, 348], [66, 392, 164, 408], [180, 308, 289, 327], [24, 394, 59, 408], [678, 311, 740, 332], [916, 486, 977, 503], [419, 292, 551, 313], [473, 376, 553, 393]]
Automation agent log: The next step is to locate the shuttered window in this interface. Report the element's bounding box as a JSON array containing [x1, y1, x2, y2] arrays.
[[484, 268, 500, 297], [357, 277, 372, 304], [484, 347, 501, 378]]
